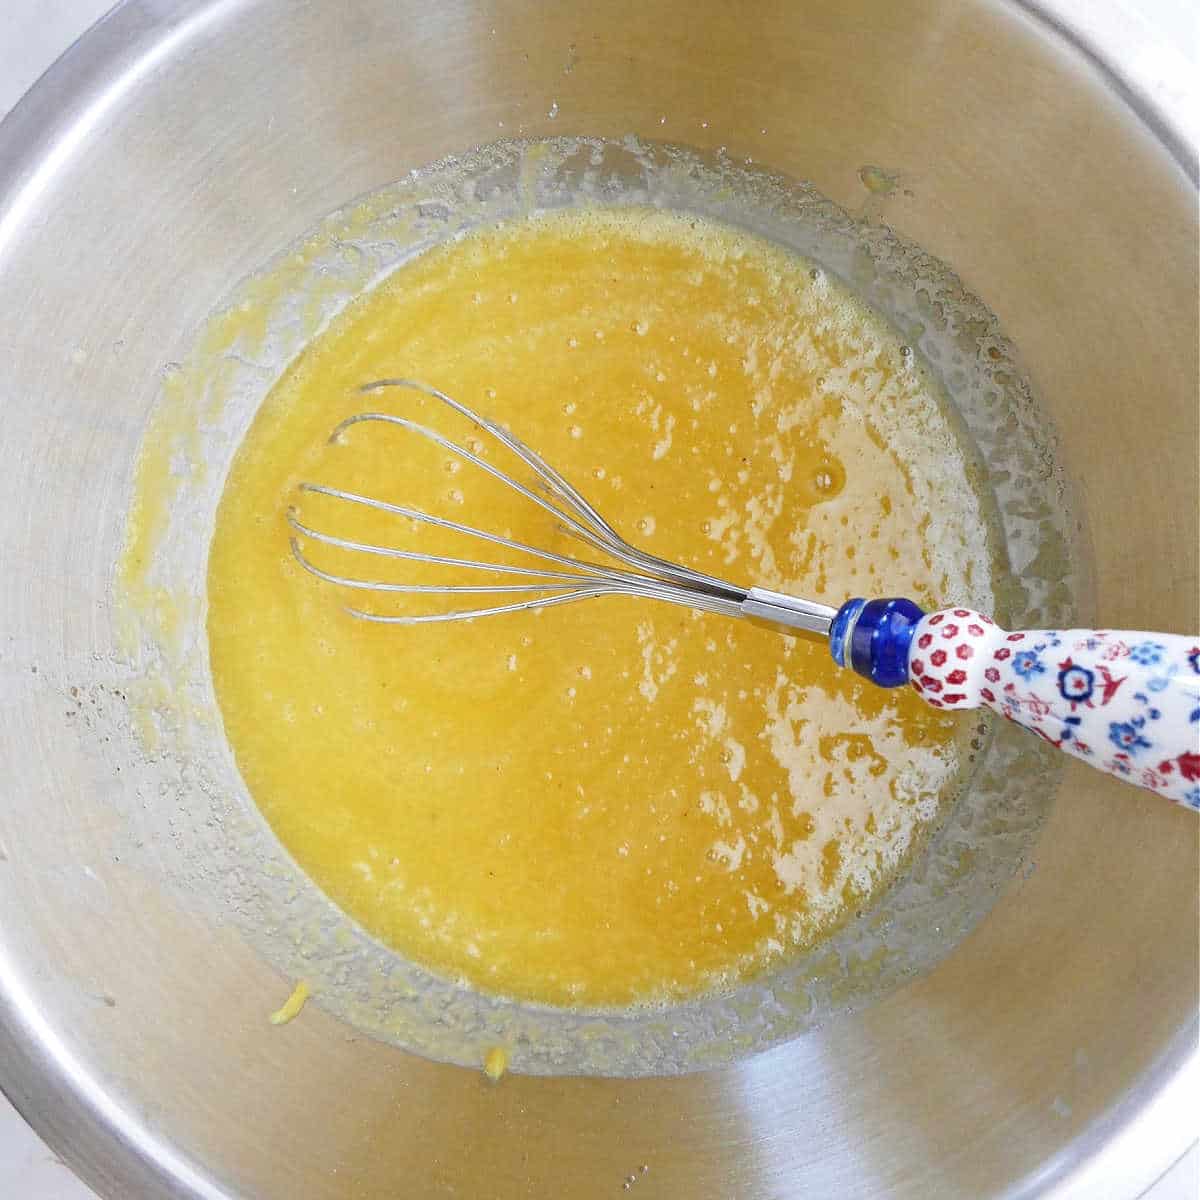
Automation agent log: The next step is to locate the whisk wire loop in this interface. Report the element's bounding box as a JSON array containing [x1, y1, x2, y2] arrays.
[[290, 377, 831, 632]]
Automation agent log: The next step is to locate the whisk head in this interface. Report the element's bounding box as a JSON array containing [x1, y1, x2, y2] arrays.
[[288, 378, 749, 625]]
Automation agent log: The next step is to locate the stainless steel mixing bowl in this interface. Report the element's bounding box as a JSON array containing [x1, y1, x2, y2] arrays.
[[0, 2, 1195, 1197]]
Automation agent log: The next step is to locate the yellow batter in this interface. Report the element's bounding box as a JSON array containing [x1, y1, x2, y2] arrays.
[[207, 207, 990, 1007]]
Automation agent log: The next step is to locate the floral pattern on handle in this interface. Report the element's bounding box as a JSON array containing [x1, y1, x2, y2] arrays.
[[907, 609, 1200, 809]]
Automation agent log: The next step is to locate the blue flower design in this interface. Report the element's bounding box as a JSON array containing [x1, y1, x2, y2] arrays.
[[1128, 641, 1166, 666], [1188, 648, 1199, 675], [1185, 787, 1200, 810], [1108, 721, 1151, 755], [1057, 663, 1094, 703], [1012, 650, 1045, 679]]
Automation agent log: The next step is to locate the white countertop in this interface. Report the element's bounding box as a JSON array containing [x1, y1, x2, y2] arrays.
[[0, 3, 1195, 1198]]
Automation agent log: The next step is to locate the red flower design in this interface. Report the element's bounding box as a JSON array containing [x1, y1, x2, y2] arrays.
[[929, 614, 944, 626], [1177, 751, 1200, 782], [1006, 633, 1025, 642], [918, 634, 932, 649], [956, 644, 974, 660], [980, 687, 995, 702], [942, 624, 959, 638], [947, 669, 967, 685], [953, 609, 970, 617], [1096, 665, 1127, 705], [967, 624, 984, 637], [911, 659, 925, 675], [994, 648, 1011, 661], [984, 668, 1000, 682], [921, 676, 943, 692], [943, 693, 966, 704], [931, 650, 947, 667]]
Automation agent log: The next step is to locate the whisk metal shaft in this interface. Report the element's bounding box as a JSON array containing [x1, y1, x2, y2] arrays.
[[289, 378, 837, 634]]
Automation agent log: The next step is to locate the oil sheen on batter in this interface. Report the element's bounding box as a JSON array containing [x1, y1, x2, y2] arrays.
[[208, 207, 992, 1008]]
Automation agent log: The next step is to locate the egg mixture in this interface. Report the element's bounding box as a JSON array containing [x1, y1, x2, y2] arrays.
[[207, 207, 993, 1007]]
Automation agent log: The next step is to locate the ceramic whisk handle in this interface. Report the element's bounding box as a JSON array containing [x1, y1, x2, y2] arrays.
[[829, 599, 1200, 808]]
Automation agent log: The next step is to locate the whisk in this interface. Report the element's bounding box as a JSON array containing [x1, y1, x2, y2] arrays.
[[290, 378, 1199, 808]]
